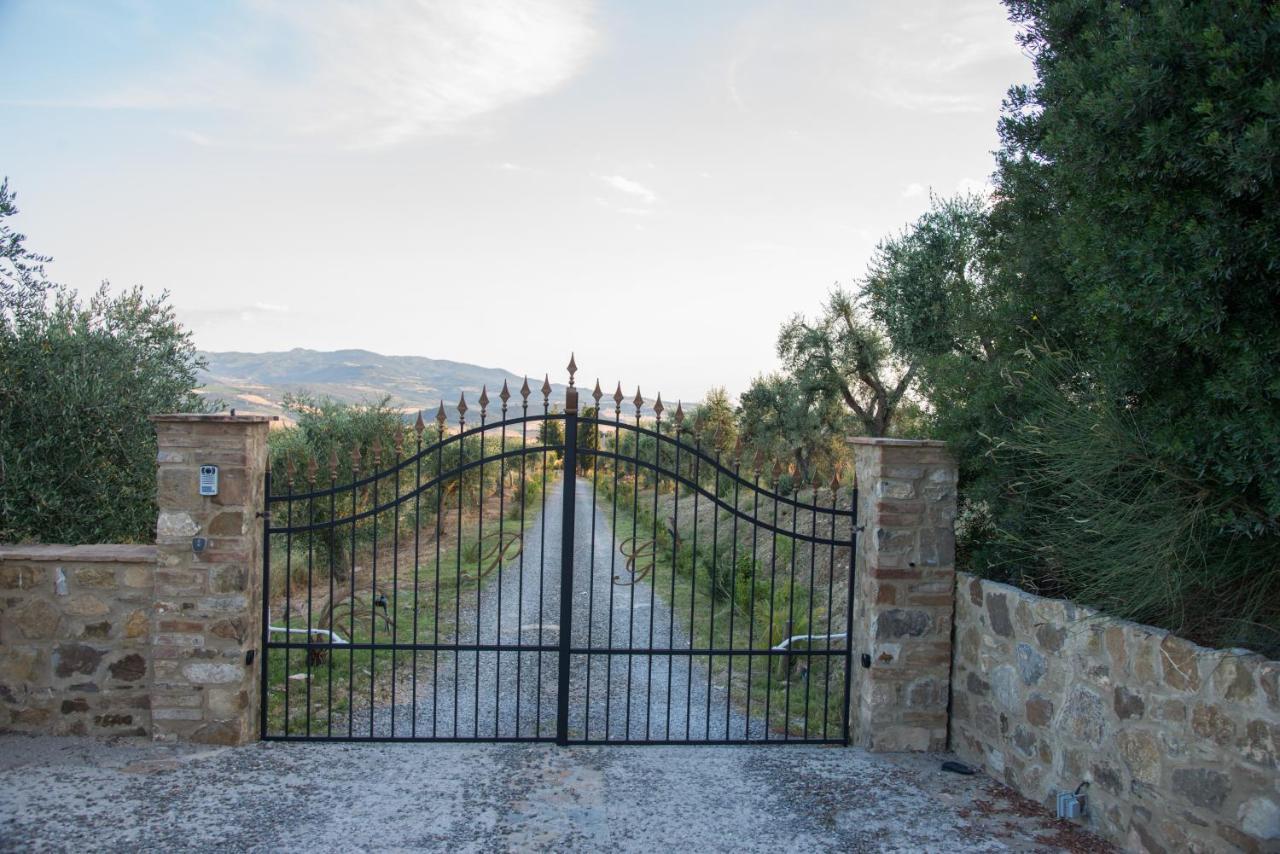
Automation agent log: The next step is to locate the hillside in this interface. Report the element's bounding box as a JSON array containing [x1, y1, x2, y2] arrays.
[[197, 349, 574, 422]]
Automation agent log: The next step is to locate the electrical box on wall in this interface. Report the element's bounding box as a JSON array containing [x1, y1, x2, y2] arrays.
[[199, 465, 219, 496]]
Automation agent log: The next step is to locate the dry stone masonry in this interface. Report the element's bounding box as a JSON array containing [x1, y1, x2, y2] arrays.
[[0, 544, 156, 736], [951, 573, 1280, 852], [0, 415, 270, 746]]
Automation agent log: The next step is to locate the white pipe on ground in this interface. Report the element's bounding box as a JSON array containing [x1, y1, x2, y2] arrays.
[[771, 633, 847, 651], [268, 625, 348, 644]]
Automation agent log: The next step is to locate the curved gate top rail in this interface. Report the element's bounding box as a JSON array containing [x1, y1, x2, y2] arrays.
[[260, 356, 857, 746]]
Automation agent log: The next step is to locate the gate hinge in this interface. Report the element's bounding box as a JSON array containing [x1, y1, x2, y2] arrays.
[[255, 511, 271, 521]]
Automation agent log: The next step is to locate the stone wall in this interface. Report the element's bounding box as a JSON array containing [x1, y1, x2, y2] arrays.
[[951, 572, 1280, 852], [1, 414, 270, 746], [0, 544, 156, 737]]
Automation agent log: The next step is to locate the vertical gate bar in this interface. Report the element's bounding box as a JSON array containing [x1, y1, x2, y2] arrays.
[[557, 385, 579, 746], [475, 408, 485, 739], [536, 389, 549, 737], [259, 472, 271, 738], [625, 399, 642, 741], [645, 406, 661, 739], [665, 425, 680, 740], [411, 425, 423, 738], [744, 471, 761, 739], [604, 395, 622, 739], [433, 419, 445, 738], [348, 456, 357, 738], [705, 449, 720, 740], [783, 474, 800, 740], [327, 470, 337, 737], [515, 393, 528, 738], [391, 444, 401, 738], [724, 455, 741, 740], [369, 452, 378, 738], [455, 408, 465, 738], [685, 437, 701, 742], [495, 397, 507, 738], [306, 485, 315, 738], [584, 405, 601, 739], [822, 482, 838, 740], [803, 483, 820, 739], [841, 487, 858, 745], [284, 479, 293, 737], [763, 473, 780, 740]]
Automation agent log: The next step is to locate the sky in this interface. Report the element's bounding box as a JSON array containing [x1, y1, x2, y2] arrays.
[[0, 0, 1033, 403]]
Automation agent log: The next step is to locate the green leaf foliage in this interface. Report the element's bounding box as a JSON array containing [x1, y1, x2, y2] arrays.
[[1, 182, 213, 543]]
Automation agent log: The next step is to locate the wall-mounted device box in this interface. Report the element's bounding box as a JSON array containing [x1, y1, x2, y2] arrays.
[[199, 465, 219, 496]]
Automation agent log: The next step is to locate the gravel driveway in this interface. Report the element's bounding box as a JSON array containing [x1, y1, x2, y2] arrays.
[[0, 735, 1111, 852], [365, 476, 760, 741]]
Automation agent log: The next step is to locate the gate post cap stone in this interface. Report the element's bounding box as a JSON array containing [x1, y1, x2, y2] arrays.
[[850, 437, 948, 448]]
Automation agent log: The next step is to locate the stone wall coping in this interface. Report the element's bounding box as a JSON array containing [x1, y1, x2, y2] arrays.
[[958, 570, 1279, 665], [849, 436, 947, 448], [0, 543, 158, 563], [150, 413, 273, 424]]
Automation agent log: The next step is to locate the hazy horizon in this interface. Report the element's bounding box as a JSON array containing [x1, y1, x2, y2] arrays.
[[2, 0, 1034, 401]]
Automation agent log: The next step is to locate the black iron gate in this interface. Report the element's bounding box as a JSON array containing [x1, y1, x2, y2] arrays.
[[260, 359, 857, 744]]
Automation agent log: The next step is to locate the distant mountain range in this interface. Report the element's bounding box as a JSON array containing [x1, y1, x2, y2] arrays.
[[196, 349, 627, 423]]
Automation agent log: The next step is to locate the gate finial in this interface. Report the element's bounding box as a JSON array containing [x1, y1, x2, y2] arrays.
[[457, 392, 468, 422], [328, 446, 339, 481], [520, 376, 531, 403], [613, 381, 624, 412], [633, 386, 644, 415], [500, 380, 511, 410], [541, 374, 552, 401], [592, 379, 603, 404], [351, 443, 362, 473], [478, 385, 489, 418], [436, 401, 448, 429], [414, 410, 426, 437], [567, 353, 577, 387], [306, 455, 318, 484], [674, 400, 684, 426]]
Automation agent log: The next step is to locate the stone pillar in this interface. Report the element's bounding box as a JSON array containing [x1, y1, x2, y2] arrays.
[[149, 414, 270, 745], [848, 437, 957, 751]]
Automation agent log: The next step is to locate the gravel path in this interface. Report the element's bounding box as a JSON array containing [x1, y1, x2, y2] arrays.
[[361, 475, 761, 741]]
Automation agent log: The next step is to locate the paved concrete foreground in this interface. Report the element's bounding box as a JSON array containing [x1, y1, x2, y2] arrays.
[[0, 735, 1110, 853]]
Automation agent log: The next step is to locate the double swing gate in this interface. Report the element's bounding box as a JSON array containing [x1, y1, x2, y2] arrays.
[[261, 359, 858, 745]]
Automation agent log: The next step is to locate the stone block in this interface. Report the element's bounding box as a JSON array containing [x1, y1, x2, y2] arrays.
[[1172, 768, 1231, 811], [53, 644, 104, 678], [0, 566, 47, 590], [12, 599, 62, 640]]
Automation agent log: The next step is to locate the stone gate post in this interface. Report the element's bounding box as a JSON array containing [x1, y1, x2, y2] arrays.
[[848, 437, 957, 751], [149, 414, 270, 744]]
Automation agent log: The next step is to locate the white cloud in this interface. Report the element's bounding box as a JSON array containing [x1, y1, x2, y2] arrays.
[[599, 175, 657, 203], [87, 0, 601, 148], [902, 182, 926, 199]]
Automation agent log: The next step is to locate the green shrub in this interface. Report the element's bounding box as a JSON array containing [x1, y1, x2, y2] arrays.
[[1, 180, 213, 543]]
